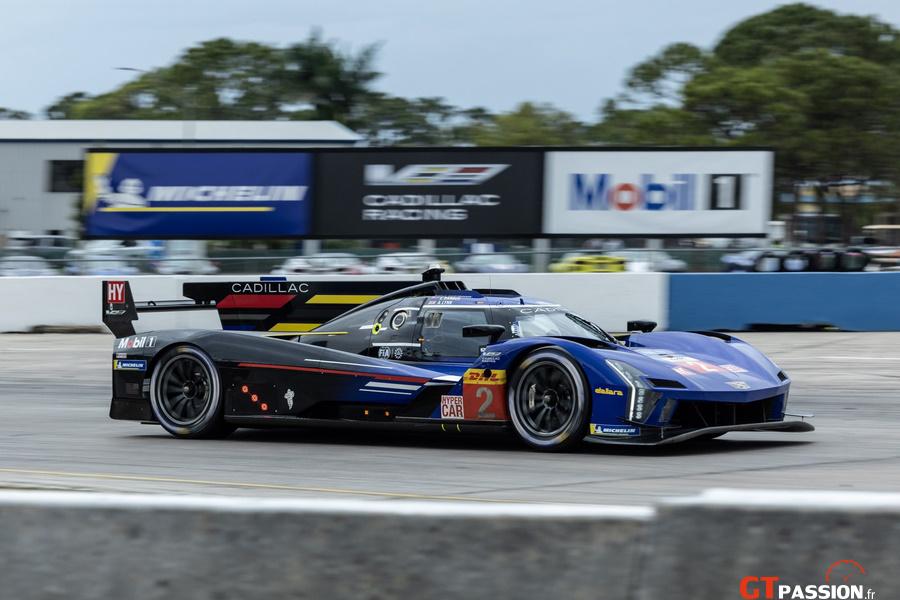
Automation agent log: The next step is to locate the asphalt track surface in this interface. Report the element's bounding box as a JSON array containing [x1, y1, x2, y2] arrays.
[[1, 332, 897, 504]]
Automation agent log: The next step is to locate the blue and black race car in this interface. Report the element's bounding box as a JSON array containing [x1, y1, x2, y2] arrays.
[[104, 269, 813, 451]]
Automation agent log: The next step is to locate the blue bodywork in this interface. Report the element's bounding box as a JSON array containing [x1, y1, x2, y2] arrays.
[[316, 291, 800, 444]]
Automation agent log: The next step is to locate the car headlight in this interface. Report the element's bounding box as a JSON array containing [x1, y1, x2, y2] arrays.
[[606, 359, 662, 423]]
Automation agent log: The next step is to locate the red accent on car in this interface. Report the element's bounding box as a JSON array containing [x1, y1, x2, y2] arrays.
[[237, 362, 430, 384], [216, 294, 296, 309]]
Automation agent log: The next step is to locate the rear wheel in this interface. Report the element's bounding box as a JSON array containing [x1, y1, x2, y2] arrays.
[[507, 349, 590, 451], [149, 346, 234, 439]]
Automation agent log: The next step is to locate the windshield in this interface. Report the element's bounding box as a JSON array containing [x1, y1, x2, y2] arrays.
[[499, 307, 616, 344], [492, 304, 617, 344]]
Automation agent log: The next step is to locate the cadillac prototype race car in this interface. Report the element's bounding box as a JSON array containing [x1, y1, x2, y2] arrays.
[[104, 269, 813, 451]]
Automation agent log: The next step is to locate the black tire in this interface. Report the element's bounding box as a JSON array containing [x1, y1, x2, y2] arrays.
[[149, 346, 235, 439], [507, 348, 590, 451], [811, 249, 838, 272], [753, 252, 783, 272], [838, 248, 868, 272], [781, 251, 810, 272]]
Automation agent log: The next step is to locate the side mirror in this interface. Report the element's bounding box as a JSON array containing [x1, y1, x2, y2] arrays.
[[462, 324, 506, 344], [627, 320, 657, 333]]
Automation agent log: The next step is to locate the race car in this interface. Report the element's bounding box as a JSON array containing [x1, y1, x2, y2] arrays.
[[104, 269, 813, 451]]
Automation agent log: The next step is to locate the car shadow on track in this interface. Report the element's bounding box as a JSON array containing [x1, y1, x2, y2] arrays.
[[132, 425, 813, 456]]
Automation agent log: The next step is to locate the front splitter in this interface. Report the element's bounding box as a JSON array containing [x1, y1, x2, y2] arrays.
[[584, 419, 815, 446]]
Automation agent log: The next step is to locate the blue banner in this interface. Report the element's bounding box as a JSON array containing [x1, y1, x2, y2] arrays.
[[83, 152, 312, 238]]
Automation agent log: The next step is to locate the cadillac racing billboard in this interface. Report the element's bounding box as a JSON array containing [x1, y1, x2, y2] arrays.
[[543, 150, 773, 236], [315, 150, 543, 237], [83, 150, 312, 238]]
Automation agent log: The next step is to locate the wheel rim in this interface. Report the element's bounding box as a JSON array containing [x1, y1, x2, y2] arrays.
[[155, 354, 213, 426], [514, 360, 578, 438]]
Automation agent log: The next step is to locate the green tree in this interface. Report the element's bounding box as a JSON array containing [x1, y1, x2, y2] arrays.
[[352, 95, 494, 145], [596, 3, 900, 188], [282, 30, 381, 127], [42, 34, 379, 122], [45, 92, 93, 119], [470, 102, 586, 146], [51, 39, 287, 120], [0, 107, 30, 119]]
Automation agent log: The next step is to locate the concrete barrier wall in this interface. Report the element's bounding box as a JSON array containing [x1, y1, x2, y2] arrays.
[[3, 271, 900, 333], [0, 492, 652, 600], [0, 273, 668, 333], [1, 489, 898, 599], [669, 272, 900, 331], [639, 489, 900, 600]]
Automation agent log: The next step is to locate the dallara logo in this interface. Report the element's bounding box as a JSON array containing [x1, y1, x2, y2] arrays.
[[595, 387, 624, 396]]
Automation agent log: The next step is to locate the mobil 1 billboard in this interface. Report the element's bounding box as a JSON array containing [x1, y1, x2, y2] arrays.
[[315, 150, 543, 237], [543, 150, 773, 236], [83, 150, 312, 238]]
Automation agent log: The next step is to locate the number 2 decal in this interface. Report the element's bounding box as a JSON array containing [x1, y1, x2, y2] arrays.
[[462, 368, 508, 421], [476, 386, 495, 419]]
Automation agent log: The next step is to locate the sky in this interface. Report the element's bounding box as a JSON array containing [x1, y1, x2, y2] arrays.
[[2, 0, 899, 121]]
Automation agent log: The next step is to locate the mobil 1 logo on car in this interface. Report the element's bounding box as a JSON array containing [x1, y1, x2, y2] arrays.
[[314, 150, 543, 237]]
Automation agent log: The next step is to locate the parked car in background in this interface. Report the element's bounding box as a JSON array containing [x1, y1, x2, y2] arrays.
[[153, 240, 219, 275], [271, 253, 373, 275], [155, 258, 219, 275], [66, 239, 158, 262], [4, 231, 75, 260], [611, 251, 688, 273], [0, 255, 57, 276], [373, 252, 451, 274], [453, 253, 528, 273], [65, 255, 139, 276], [721, 249, 768, 272], [549, 254, 626, 273]]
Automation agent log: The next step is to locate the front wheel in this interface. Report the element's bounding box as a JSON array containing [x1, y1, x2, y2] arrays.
[[507, 349, 590, 451], [149, 346, 234, 439]]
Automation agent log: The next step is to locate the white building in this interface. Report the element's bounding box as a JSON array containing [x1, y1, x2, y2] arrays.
[[0, 120, 361, 236]]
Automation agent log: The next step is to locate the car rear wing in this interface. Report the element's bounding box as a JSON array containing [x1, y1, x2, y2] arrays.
[[102, 272, 469, 338], [102, 280, 218, 338]]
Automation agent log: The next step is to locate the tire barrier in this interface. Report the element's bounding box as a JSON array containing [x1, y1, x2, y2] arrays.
[[0, 489, 896, 600]]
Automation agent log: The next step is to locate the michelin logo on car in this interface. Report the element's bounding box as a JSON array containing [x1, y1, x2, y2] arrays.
[[590, 424, 640, 436], [113, 359, 147, 371]]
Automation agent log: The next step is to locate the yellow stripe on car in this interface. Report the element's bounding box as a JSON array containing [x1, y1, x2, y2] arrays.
[[268, 323, 321, 332], [306, 294, 382, 304]]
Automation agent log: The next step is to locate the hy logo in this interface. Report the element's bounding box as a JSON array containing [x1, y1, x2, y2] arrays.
[[364, 164, 508, 186]]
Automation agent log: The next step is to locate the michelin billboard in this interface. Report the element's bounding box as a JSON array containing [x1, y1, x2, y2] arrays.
[[543, 150, 773, 236], [83, 151, 312, 238]]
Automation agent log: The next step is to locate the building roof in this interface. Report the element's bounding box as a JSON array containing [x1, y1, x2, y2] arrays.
[[0, 120, 361, 143]]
